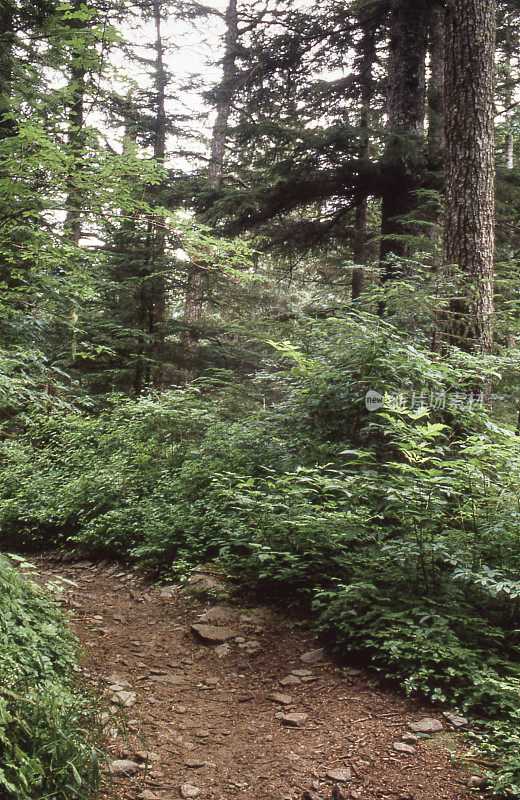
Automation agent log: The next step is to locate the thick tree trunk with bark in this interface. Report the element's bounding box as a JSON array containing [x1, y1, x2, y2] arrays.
[[425, 2, 445, 269], [427, 3, 445, 169], [351, 19, 375, 300], [380, 0, 430, 277], [63, 0, 89, 245], [208, 0, 238, 188], [443, 0, 496, 354], [0, 1, 13, 141], [64, 61, 85, 245], [150, 0, 167, 387]]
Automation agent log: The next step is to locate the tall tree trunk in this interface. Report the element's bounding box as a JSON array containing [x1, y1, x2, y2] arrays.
[[0, 1, 14, 142], [443, 0, 496, 354], [182, 0, 238, 375], [427, 3, 445, 169], [380, 0, 430, 278], [426, 2, 445, 275], [150, 0, 167, 387], [64, 30, 86, 244], [503, 39, 516, 347], [208, 0, 238, 189], [352, 19, 375, 300]]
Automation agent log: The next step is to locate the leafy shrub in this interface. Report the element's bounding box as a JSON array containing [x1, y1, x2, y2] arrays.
[[4, 312, 520, 789], [0, 555, 100, 799]]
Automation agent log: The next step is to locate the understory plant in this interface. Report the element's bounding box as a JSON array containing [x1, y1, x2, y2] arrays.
[[3, 312, 520, 792], [0, 555, 101, 799]]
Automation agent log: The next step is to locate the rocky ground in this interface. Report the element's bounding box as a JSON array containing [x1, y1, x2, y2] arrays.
[[28, 555, 486, 800]]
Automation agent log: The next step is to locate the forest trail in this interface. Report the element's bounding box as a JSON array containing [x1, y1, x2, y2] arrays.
[[32, 555, 482, 800]]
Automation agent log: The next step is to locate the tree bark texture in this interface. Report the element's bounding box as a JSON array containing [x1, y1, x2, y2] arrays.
[[64, 59, 85, 244], [0, 1, 13, 140], [380, 0, 430, 274], [351, 16, 376, 299], [150, 0, 167, 387], [427, 2, 445, 169], [208, 0, 238, 189], [443, 0, 496, 353]]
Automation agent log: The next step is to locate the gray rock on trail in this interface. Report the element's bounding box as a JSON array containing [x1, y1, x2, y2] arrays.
[[159, 586, 177, 598], [276, 712, 308, 727], [407, 717, 443, 733], [185, 757, 209, 768], [238, 639, 261, 653], [133, 750, 160, 763], [106, 672, 131, 687], [187, 573, 227, 596], [190, 623, 240, 643], [292, 669, 313, 677], [300, 648, 325, 664], [326, 768, 351, 782], [111, 689, 136, 708], [106, 759, 141, 775], [467, 776, 486, 788], [180, 784, 201, 798], [444, 711, 468, 727], [138, 792, 160, 800], [198, 605, 238, 624], [269, 692, 293, 705], [280, 675, 302, 687], [215, 643, 230, 657], [393, 742, 416, 754]]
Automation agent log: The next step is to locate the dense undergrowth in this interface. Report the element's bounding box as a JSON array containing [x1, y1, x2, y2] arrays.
[[3, 313, 520, 794], [0, 555, 101, 799]]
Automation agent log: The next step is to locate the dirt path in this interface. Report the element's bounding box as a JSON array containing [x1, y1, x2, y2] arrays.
[[31, 555, 484, 800]]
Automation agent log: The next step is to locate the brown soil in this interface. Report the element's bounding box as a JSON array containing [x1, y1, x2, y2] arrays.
[[30, 555, 484, 800]]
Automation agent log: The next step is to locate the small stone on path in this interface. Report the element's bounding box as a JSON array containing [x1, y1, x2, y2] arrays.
[[185, 758, 208, 768], [326, 768, 351, 782], [133, 750, 160, 763], [180, 784, 201, 798], [393, 742, 416, 754], [112, 690, 136, 707], [407, 717, 443, 733], [276, 712, 308, 727], [280, 675, 301, 686], [198, 605, 238, 623], [269, 692, 293, 705], [292, 669, 313, 677], [444, 711, 468, 727], [187, 574, 227, 595], [106, 672, 131, 687], [191, 623, 240, 643], [106, 759, 140, 775], [300, 648, 325, 664], [137, 791, 160, 800]]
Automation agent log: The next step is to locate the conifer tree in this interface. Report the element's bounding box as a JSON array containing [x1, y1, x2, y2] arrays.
[[443, 0, 496, 353]]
